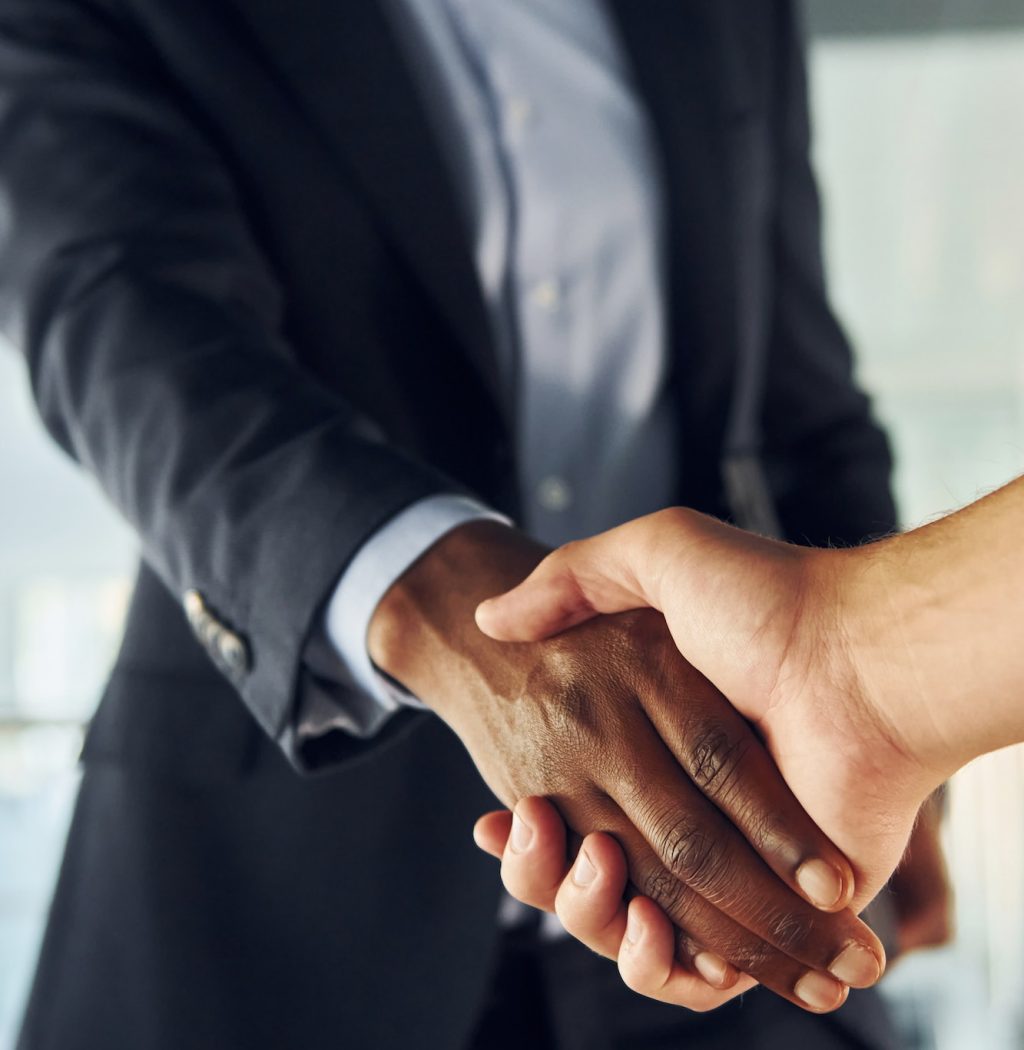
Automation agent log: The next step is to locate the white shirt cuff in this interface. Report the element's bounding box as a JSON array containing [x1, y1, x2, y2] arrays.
[[297, 494, 511, 740]]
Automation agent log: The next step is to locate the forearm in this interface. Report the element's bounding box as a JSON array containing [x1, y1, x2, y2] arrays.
[[840, 476, 1024, 775]]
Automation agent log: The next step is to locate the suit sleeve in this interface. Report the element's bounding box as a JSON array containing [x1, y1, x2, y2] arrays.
[[760, 0, 898, 548], [298, 494, 507, 743], [0, 0, 463, 763]]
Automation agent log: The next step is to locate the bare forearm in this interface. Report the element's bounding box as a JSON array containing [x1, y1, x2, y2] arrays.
[[841, 476, 1024, 775]]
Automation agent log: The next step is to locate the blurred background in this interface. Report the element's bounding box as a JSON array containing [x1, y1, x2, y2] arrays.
[[1, 1, 1023, 1046]]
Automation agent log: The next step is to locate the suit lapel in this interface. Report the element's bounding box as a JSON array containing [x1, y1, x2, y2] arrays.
[[607, 0, 744, 455], [221, 0, 502, 409], [223, 0, 756, 463]]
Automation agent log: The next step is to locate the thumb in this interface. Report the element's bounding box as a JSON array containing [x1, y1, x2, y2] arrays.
[[475, 522, 657, 642]]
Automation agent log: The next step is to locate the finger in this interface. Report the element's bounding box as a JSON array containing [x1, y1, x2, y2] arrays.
[[613, 818, 858, 1014], [554, 790, 866, 1013], [643, 666, 857, 913], [475, 522, 655, 642], [619, 897, 757, 1010], [553, 831, 630, 959], [473, 809, 513, 859], [475, 806, 585, 862], [499, 797, 571, 913], [555, 834, 742, 997], [478, 520, 863, 916], [552, 829, 752, 1012], [554, 831, 739, 995], [608, 743, 885, 992]]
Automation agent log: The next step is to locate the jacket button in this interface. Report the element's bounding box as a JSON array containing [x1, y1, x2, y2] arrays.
[[183, 589, 207, 628], [217, 629, 251, 676], [183, 589, 251, 678]]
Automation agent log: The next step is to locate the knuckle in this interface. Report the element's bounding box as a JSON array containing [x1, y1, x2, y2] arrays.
[[640, 866, 689, 919], [727, 938, 775, 976], [522, 671, 597, 766], [684, 722, 751, 800], [741, 807, 790, 855], [657, 815, 730, 896], [547, 678, 590, 738], [762, 907, 813, 956], [737, 888, 818, 957], [611, 758, 653, 813]]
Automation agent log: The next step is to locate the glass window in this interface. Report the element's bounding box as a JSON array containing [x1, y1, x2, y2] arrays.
[[808, 6, 1024, 1048], [0, 346, 135, 1048]]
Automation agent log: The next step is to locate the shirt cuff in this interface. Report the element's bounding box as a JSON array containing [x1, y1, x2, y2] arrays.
[[296, 494, 511, 741]]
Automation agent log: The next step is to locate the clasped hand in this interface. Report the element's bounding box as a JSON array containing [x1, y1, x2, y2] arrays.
[[368, 521, 887, 1014], [473, 509, 947, 1012]]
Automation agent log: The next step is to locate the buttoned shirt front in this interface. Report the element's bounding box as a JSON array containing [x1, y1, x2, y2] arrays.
[[301, 0, 679, 739]]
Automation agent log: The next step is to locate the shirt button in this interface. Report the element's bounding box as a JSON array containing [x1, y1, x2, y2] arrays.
[[506, 96, 533, 135], [536, 476, 573, 512], [531, 279, 561, 311]]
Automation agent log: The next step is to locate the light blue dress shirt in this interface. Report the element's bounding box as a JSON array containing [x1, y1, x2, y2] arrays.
[[298, 0, 678, 742]]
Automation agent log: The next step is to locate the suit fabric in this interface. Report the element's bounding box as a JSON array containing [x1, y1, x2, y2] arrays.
[[0, 1, 897, 1047]]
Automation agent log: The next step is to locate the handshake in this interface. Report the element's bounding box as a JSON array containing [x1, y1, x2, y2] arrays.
[[368, 503, 977, 1015]]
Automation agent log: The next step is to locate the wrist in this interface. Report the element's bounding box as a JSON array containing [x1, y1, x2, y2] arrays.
[[825, 540, 954, 800], [367, 520, 547, 722]]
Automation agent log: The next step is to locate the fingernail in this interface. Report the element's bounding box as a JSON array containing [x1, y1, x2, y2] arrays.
[[624, 908, 642, 946], [794, 971, 845, 1012], [796, 859, 845, 910], [571, 849, 596, 887], [510, 811, 533, 854], [693, 951, 733, 989], [829, 943, 882, 988]]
